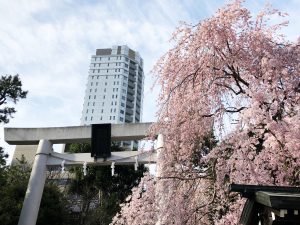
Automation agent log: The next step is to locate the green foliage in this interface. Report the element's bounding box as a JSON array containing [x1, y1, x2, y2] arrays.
[[0, 73, 27, 174], [0, 74, 28, 123], [88, 193, 120, 225], [0, 147, 9, 186], [0, 157, 70, 225], [0, 147, 8, 167], [37, 184, 70, 225], [66, 143, 147, 225], [192, 131, 218, 166], [0, 73, 34, 224], [0, 179, 27, 225], [0, 73, 27, 180]]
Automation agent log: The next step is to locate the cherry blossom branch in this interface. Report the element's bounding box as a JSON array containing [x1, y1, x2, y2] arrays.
[[201, 106, 247, 118], [215, 82, 243, 95], [162, 67, 201, 105], [156, 174, 210, 181]]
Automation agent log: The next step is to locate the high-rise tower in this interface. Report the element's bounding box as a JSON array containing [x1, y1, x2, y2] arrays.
[[80, 45, 144, 148]]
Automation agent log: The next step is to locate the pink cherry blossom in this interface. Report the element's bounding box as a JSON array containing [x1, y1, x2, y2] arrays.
[[112, 1, 300, 224]]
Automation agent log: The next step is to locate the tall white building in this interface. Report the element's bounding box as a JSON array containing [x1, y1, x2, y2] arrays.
[[80, 45, 144, 148]]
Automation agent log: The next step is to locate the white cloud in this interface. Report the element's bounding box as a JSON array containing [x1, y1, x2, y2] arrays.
[[0, 0, 299, 161]]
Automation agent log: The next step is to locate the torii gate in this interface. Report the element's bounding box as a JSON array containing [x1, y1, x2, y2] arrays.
[[4, 122, 163, 225]]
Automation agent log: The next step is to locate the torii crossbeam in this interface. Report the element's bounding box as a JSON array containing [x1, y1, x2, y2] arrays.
[[4, 123, 161, 225]]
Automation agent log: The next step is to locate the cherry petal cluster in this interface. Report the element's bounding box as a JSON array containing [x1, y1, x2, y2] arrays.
[[111, 173, 157, 225], [113, 0, 300, 224]]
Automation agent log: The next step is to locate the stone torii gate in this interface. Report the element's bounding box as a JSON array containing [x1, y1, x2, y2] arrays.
[[4, 122, 162, 225]]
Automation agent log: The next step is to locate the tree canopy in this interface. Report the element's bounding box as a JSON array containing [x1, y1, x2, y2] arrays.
[[0, 157, 70, 225], [67, 143, 147, 225], [0, 74, 27, 123], [0, 74, 70, 224], [112, 1, 300, 224]]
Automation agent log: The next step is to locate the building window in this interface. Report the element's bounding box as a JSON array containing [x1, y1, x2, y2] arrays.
[[89, 95, 91, 99], [100, 116, 102, 120], [105, 82, 107, 86], [110, 108, 112, 113], [90, 89, 92, 92], [102, 102, 104, 106], [106, 76, 108, 79], [107, 70, 109, 73], [103, 95, 105, 99], [88, 102, 90, 106], [121, 102, 125, 107], [116, 94, 118, 98], [122, 96, 126, 100], [91, 116, 93, 121], [93, 102, 95, 106], [96, 82, 98, 86], [120, 117, 124, 122], [114, 108, 116, 112], [120, 110, 124, 114], [108, 57, 110, 60], [91, 82, 93, 86], [85, 116, 87, 121], [95, 88, 97, 92], [111, 102, 113, 105], [107, 63, 109, 66], [104, 88, 106, 92], [86, 109, 88, 113], [109, 116, 111, 120], [101, 109, 103, 113], [115, 101, 117, 105], [92, 109, 94, 113], [113, 116, 115, 120], [94, 95, 96, 99]]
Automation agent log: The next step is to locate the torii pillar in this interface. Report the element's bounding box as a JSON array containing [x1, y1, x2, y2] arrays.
[[4, 123, 157, 225]]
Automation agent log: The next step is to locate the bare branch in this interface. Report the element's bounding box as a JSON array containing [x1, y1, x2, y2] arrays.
[[157, 174, 210, 181]]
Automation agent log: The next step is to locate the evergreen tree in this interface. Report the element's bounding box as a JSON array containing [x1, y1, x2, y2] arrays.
[[0, 73, 27, 179], [0, 74, 69, 224], [0, 74, 28, 123], [66, 143, 147, 225], [0, 157, 70, 225], [0, 147, 8, 187]]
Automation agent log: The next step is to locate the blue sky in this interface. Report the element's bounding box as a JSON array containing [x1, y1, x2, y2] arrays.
[[0, 0, 299, 159]]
